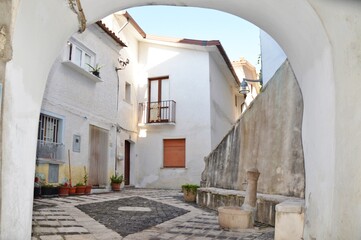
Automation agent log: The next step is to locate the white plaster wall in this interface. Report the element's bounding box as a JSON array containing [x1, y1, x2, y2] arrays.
[[3, 0, 361, 239], [40, 23, 127, 185], [209, 56, 239, 149], [260, 30, 287, 85], [135, 41, 212, 188]]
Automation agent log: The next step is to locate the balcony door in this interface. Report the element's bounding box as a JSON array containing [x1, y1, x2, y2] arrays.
[[148, 76, 169, 122]]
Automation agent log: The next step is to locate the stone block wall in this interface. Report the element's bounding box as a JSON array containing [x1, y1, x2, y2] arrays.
[[201, 60, 305, 198]]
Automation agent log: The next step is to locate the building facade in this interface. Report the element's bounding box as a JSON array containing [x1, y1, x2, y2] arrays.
[[36, 12, 245, 190]]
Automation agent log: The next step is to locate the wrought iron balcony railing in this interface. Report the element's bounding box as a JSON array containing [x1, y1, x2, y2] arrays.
[[138, 100, 176, 124], [36, 140, 65, 161]]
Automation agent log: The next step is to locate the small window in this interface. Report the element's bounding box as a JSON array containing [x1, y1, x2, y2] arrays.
[[68, 39, 95, 71], [163, 139, 186, 168], [38, 113, 62, 143], [235, 95, 238, 107], [125, 82, 131, 103]]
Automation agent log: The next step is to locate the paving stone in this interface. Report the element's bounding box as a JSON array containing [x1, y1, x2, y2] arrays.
[[57, 227, 89, 234], [64, 234, 97, 240], [39, 236, 64, 240], [33, 227, 58, 234]]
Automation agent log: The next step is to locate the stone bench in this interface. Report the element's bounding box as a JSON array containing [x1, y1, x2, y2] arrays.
[[197, 187, 303, 226]]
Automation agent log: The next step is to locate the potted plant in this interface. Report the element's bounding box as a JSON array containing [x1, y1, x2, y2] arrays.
[[75, 182, 86, 195], [58, 182, 70, 197], [110, 173, 123, 191], [34, 177, 41, 198], [181, 184, 199, 202], [69, 184, 77, 195], [86, 63, 103, 77], [41, 183, 59, 197], [83, 166, 92, 195]]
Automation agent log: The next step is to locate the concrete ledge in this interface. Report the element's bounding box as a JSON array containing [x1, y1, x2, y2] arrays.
[[197, 187, 303, 226], [275, 200, 305, 240], [276, 199, 305, 213]]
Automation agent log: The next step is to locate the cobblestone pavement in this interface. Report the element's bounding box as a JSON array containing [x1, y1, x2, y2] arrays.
[[32, 189, 274, 240]]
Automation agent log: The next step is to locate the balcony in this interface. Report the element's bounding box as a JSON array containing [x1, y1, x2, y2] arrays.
[[138, 100, 176, 125], [36, 140, 65, 162]]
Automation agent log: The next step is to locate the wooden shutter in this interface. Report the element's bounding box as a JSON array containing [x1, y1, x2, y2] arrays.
[[163, 139, 185, 168]]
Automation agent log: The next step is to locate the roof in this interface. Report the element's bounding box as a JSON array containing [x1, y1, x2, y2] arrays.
[[95, 21, 127, 47]]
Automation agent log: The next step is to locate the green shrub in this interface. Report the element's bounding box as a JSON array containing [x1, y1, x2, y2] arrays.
[[110, 173, 124, 184], [181, 184, 199, 194]]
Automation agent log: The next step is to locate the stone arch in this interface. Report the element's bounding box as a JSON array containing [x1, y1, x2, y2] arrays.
[[2, 1, 336, 239]]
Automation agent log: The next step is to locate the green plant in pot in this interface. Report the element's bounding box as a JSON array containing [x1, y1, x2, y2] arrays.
[[58, 181, 70, 197], [181, 184, 199, 202], [75, 182, 86, 195], [86, 63, 103, 77], [41, 183, 59, 197], [110, 173, 123, 191], [83, 166, 92, 194]]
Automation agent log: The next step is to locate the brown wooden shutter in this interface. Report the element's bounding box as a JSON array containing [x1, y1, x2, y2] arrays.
[[163, 139, 185, 168]]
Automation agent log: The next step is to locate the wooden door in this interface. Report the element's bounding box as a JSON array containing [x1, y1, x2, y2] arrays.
[[89, 125, 108, 186], [124, 141, 130, 185]]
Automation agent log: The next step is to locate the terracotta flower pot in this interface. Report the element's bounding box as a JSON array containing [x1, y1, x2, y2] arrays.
[[183, 191, 197, 202], [76, 186, 86, 195], [69, 187, 77, 195], [111, 182, 121, 191], [85, 185, 92, 194], [58, 186, 69, 197]]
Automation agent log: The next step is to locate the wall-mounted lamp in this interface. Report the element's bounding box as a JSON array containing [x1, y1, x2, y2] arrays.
[[239, 78, 262, 95], [115, 57, 130, 71]]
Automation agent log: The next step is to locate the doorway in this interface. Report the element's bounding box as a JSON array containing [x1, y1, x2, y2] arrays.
[[124, 140, 131, 186], [89, 125, 109, 186]]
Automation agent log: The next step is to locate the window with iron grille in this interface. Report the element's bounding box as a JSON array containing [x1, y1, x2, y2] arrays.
[[37, 113, 64, 161], [38, 114, 61, 143]]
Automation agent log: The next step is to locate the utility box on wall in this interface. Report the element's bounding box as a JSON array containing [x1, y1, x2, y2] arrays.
[[73, 134, 81, 152]]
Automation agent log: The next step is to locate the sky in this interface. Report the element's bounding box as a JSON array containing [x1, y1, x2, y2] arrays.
[[127, 6, 261, 72]]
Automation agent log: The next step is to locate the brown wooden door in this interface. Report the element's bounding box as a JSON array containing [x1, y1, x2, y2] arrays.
[[89, 125, 108, 186], [124, 140, 130, 185]]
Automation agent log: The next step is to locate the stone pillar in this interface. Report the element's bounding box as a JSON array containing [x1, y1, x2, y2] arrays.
[[241, 168, 260, 210]]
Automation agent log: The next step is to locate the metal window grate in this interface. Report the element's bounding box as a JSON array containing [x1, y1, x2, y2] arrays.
[[38, 114, 59, 143]]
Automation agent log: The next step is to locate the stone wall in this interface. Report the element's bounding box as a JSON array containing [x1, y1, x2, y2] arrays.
[[201, 60, 305, 198]]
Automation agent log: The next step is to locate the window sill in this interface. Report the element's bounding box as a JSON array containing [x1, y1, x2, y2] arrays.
[[62, 61, 103, 83], [161, 167, 187, 170], [36, 158, 65, 165], [138, 122, 176, 127]]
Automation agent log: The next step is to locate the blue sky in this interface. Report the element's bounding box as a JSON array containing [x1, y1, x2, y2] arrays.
[[127, 6, 261, 71]]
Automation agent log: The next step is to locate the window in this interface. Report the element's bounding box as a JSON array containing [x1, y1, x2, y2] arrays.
[[68, 39, 95, 71], [38, 113, 62, 143], [37, 113, 64, 160], [163, 139, 186, 168], [125, 82, 131, 103]]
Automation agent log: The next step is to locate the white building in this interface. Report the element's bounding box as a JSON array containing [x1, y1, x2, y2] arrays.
[[36, 12, 245, 189], [36, 18, 139, 188]]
